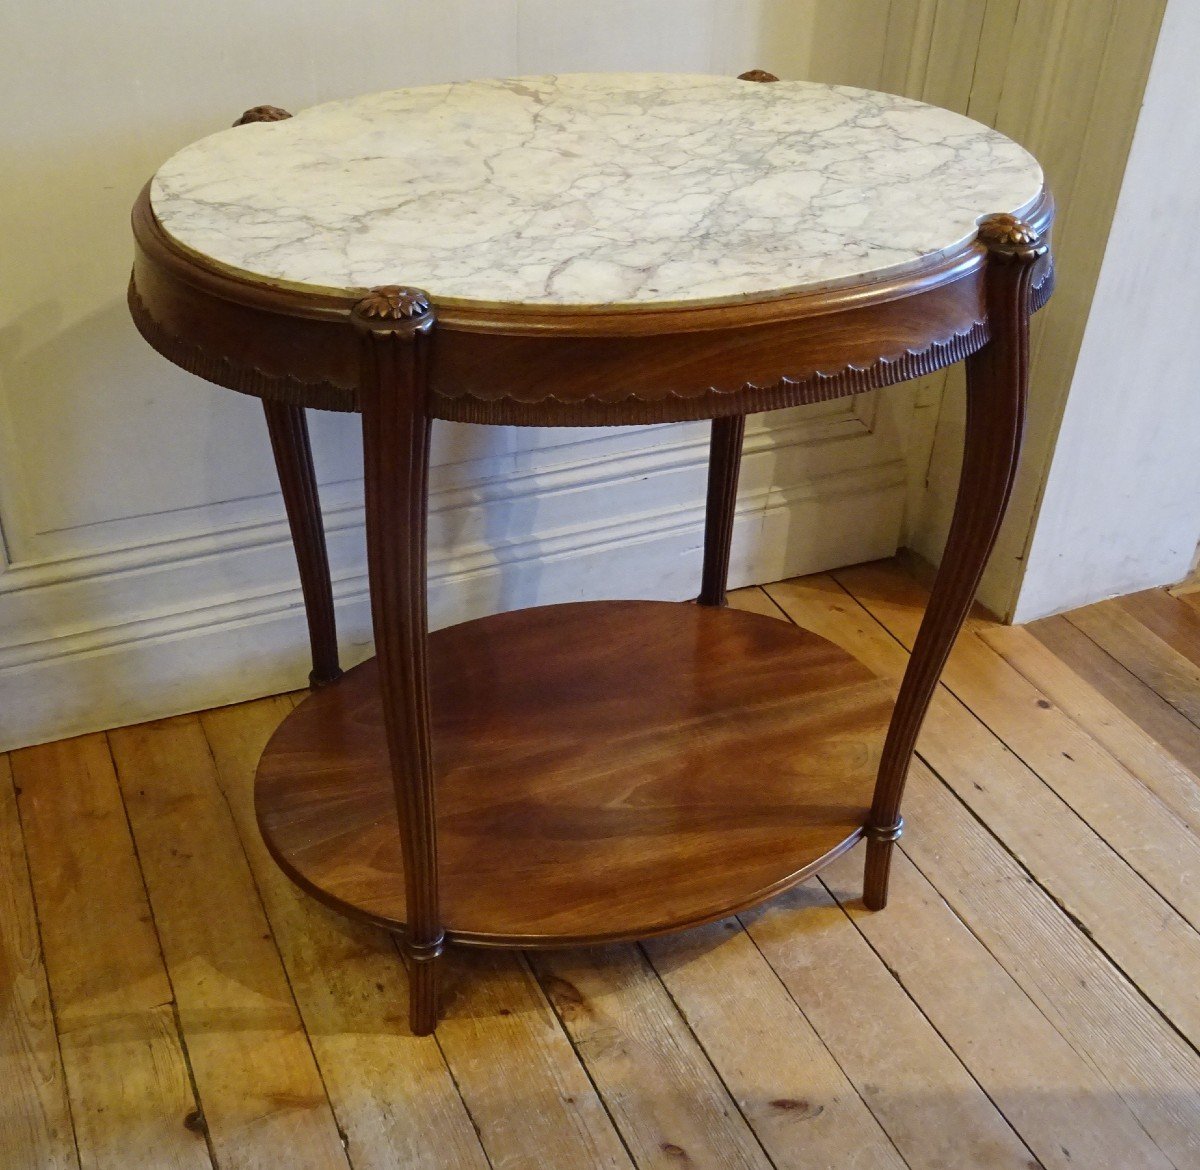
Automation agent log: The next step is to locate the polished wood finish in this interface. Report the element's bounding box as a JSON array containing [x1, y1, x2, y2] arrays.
[[353, 287, 442, 1034], [863, 214, 1045, 909], [698, 414, 746, 607], [256, 601, 892, 944], [129, 96, 1055, 1028], [261, 400, 341, 687]]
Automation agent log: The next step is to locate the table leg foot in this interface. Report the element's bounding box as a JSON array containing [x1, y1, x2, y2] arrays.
[[863, 818, 904, 910], [307, 666, 344, 689], [405, 936, 444, 1035]]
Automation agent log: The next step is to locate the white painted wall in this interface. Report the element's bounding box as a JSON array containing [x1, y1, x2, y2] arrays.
[[1011, 0, 1200, 620], [890, 0, 1168, 619], [0, 1, 912, 750]]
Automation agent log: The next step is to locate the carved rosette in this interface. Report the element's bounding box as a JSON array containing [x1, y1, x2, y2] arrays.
[[351, 286, 436, 336], [233, 105, 292, 126], [737, 69, 780, 83], [977, 213, 1047, 264], [355, 286, 431, 321]]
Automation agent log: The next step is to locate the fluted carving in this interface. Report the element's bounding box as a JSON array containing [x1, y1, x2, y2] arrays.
[[354, 288, 442, 1032], [698, 415, 746, 607], [863, 217, 1045, 910], [262, 400, 342, 686]]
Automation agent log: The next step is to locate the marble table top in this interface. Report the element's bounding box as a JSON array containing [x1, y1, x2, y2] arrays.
[[151, 73, 1044, 310]]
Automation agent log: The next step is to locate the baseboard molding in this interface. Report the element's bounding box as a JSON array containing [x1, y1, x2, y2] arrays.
[[0, 465, 902, 751]]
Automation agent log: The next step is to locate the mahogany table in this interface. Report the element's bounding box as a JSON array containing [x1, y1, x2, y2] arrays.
[[129, 72, 1053, 1034]]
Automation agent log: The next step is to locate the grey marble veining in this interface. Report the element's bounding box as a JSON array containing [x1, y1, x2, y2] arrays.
[[151, 73, 1044, 308]]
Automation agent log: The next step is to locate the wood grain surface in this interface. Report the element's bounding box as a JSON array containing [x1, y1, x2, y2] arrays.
[[0, 756, 78, 1170], [12, 737, 207, 1170], [256, 600, 892, 945]]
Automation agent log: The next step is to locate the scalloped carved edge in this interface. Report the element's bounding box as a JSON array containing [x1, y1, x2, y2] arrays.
[[129, 260, 1052, 425], [431, 321, 992, 426], [127, 277, 358, 412], [1031, 257, 1055, 314]]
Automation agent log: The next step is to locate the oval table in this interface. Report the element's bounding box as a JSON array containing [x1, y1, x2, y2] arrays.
[[129, 71, 1054, 1034]]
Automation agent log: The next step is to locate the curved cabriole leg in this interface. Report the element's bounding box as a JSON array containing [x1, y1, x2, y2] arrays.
[[262, 400, 342, 687], [698, 415, 747, 607], [354, 286, 443, 1034], [863, 214, 1047, 910]]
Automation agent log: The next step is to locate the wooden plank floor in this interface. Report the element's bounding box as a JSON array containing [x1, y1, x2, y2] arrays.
[[5, 556, 1200, 1170]]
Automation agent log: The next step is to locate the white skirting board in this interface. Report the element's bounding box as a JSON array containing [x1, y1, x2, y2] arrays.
[[0, 405, 905, 751]]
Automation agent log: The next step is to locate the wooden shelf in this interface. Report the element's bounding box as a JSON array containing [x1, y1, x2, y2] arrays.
[[255, 601, 892, 947]]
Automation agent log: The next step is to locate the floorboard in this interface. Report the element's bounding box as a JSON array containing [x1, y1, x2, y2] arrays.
[[107, 718, 350, 1170], [7, 559, 1200, 1169], [0, 755, 79, 1170], [834, 562, 1200, 930], [13, 735, 209, 1170], [1068, 600, 1200, 729], [532, 945, 774, 1170], [768, 573, 1200, 1052], [978, 622, 1200, 838], [644, 920, 908, 1170], [1029, 614, 1200, 779]]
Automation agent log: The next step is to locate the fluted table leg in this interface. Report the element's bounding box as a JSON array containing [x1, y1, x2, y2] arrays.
[[262, 400, 342, 687], [864, 214, 1048, 909], [698, 415, 747, 607], [355, 286, 443, 1034]]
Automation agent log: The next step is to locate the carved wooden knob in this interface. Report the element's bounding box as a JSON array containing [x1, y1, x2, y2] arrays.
[[233, 105, 292, 126], [738, 70, 780, 83]]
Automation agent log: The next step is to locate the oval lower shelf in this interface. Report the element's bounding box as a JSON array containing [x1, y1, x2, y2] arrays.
[[255, 600, 893, 946]]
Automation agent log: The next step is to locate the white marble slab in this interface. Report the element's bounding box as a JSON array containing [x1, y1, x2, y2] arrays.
[[151, 73, 1044, 309]]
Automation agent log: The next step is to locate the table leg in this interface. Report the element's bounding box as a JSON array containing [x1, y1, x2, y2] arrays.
[[698, 414, 746, 607], [262, 400, 342, 687], [354, 287, 443, 1033], [864, 215, 1047, 910]]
